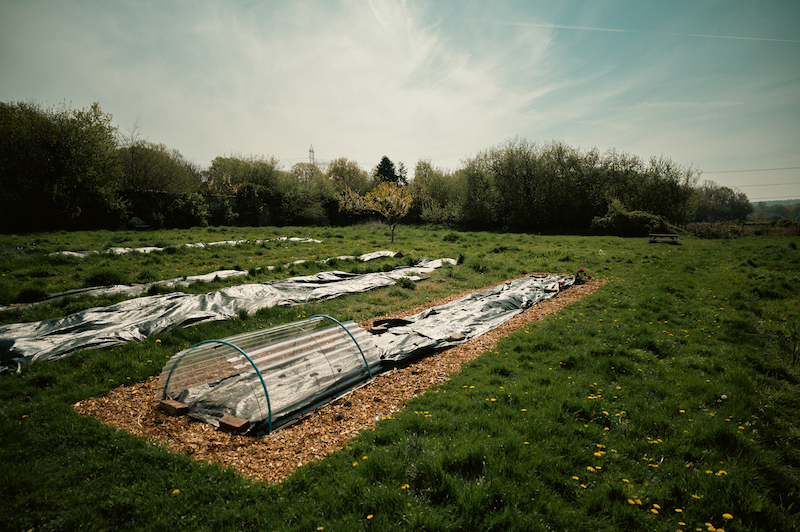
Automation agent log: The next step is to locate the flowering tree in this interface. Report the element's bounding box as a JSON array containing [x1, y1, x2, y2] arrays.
[[365, 182, 413, 242]]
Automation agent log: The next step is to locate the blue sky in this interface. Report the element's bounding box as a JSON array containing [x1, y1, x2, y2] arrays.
[[2, 0, 799, 201]]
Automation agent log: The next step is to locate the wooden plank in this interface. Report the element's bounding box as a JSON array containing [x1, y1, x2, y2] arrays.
[[158, 399, 189, 416], [219, 414, 250, 433]]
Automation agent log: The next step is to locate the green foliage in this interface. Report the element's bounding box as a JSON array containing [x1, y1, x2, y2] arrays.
[[166, 192, 210, 228], [395, 276, 416, 290], [273, 166, 335, 226], [208, 197, 237, 226], [374, 155, 407, 186], [235, 183, 268, 226], [453, 139, 698, 232], [691, 180, 754, 222], [207, 154, 283, 189], [0, 101, 127, 231], [411, 159, 465, 225], [365, 182, 413, 242], [117, 131, 202, 195], [328, 157, 372, 195], [84, 266, 128, 287], [591, 199, 672, 237], [751, 201, 800, 223]]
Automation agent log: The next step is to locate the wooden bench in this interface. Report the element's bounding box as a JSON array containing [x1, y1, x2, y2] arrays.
[[649, 233, 679, 244]]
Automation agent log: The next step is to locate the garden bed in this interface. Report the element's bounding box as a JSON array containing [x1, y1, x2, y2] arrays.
[[74, 275, 605, 484]]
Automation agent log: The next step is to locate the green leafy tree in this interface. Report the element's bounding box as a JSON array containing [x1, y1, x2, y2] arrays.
[[691, 180, 753, 222], [117, 140, 201, 194], [166, 192, 209, 228], [0, 100, 126, 231], [272, 163, 335, 225], [235, 184, 267, 226], [410, 159, 464, 225], [207, 154, 283, 189], [327, 157, 371, 195], [365, 182, 413, 242], [374, 156, 407, 186]]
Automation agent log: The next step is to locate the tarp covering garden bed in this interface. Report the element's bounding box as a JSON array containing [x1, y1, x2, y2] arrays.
[[150, 273, 575, 434], [369, 274, 574, 363], [0, 259, 454, 372]]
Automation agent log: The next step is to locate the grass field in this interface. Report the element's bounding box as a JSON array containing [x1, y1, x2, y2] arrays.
[[1, 225, 798, 531]]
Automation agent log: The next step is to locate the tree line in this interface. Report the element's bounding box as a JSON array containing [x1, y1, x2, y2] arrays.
[[0, 101, 753, 234]]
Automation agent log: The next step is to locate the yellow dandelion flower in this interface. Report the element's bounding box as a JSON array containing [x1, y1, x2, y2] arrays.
[[716, 470, 727, 476], [353, 462, 358, 466], [692, 494, 701, 499], [627, 499, 635, 505], [653, 504, 661, 509], [171, 489, 180, 495], [317, 528, 324, 531], [587, 466, 595, 472], [572, 476, 579, 480], [722, 513, 733, 520], [367, 514, 373, 520], [650, 508, 659, 514], [635, 499, 642, 505], [675, 508, 683, 512]]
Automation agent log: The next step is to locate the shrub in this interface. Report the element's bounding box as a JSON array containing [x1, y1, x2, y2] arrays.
[[591, 199, 671, 237], [166, 192, 209, 229]]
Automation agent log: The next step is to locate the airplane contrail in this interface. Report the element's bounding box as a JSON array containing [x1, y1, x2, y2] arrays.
[[491, 21, 800, 43]]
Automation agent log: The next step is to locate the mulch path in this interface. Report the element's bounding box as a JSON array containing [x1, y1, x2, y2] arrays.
[[74, 275, 605, 484]]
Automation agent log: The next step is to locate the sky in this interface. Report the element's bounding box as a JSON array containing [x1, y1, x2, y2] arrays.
[[1, 0, 799, 201]]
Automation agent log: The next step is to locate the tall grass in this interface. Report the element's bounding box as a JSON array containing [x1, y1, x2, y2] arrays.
[[1, 227, 798, 531]]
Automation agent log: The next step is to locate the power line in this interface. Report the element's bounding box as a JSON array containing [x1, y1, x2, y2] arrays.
[[734, 182, 800, 188], [704, 166, 800, 173]]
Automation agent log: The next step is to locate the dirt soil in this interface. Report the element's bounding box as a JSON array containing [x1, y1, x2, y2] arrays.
[[74, 275, 605, 484]]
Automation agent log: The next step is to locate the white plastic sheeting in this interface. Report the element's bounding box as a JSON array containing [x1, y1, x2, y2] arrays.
[[0, 259, 455, 372], [1, 251, 403, 312], [48, 237, 323, 258], [370, 274, 574, 363]]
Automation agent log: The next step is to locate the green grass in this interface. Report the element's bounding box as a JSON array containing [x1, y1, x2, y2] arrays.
[[1, 226, 799, 531]]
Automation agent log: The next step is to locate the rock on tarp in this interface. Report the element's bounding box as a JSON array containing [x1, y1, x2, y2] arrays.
[[370, 274, 574, 363], [0, 259, 455, 372]]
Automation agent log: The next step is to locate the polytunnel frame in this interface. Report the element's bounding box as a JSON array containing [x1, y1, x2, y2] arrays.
[[159, 314, 373, 434]]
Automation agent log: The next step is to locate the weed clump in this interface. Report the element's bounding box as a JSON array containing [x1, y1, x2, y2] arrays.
[[84, 267, 128, 287]]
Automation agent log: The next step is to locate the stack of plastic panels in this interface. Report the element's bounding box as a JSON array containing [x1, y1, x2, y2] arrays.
[[154, 315, 381, 435]]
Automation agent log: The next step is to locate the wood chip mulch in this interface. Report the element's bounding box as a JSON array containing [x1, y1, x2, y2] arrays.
[[74, 275, 605, 484]]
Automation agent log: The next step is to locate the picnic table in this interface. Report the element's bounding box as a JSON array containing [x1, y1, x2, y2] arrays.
[[649, 233, 679, 244]]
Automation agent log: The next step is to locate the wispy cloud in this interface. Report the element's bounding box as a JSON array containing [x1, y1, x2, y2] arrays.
[[488, 20, 800, 43]]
